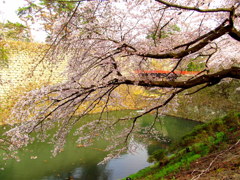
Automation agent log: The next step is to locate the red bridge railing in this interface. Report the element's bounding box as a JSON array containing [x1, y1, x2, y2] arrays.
[[135, 70, 200, 75]]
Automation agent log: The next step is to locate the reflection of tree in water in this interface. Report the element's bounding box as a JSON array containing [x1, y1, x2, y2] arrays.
[[137, 115, 171, 156], [160, 116, 201, 142], [55, 163, 110, 180], [147, 142, 169, 157], [78, 163, 110, 180], [145, 116, 201, 156]]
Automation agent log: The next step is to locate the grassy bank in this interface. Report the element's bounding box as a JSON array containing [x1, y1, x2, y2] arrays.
[[125, 112, 240, 180]]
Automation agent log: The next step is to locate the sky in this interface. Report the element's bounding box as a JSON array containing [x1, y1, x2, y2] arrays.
[[0, 0, 25, 23], [0, 0, 47, 42]]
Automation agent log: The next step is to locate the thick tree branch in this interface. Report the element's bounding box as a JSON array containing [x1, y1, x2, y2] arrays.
[[135, 24, 232, 59], [229, 27, 240, 41], [174, 20, 228, 50], [119, 67, 240, 89]]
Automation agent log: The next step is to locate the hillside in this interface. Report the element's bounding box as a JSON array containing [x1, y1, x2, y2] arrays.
[[126, 112, 240, 180]]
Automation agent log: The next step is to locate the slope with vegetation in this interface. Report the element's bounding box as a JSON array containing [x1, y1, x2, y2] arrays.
[[167, 80, 240, 122], [126, 112, 240, 179]]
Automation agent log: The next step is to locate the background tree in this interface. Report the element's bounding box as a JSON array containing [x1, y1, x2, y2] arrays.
[[0, 21, 32, 68], [0, 21, 31, 41], [17, 0, 77, 41], [4, 0, 240, 161]]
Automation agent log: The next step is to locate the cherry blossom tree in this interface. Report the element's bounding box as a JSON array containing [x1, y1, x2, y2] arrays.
[[17, 0, 77, 40], [2, 0, 240, 161]]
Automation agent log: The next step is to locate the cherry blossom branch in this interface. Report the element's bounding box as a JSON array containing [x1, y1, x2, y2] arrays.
[[135, 24, 232, 59], [124, 88, 184, 142], [173, 20, 229, 50]]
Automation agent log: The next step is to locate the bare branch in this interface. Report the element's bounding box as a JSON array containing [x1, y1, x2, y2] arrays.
[[155, 0, 233, 13]]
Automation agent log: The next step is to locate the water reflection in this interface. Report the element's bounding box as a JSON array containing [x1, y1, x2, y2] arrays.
[[0, 112, 201, 180], [41, 141, 151, 180], [103, 143, 151, 180]]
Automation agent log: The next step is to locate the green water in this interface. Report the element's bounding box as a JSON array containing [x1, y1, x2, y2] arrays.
[[0, 111, 201, 180]]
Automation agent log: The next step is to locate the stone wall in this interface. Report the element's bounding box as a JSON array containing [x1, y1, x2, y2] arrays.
[[0, 41, 67, 124], [0, 41, 67, 100]]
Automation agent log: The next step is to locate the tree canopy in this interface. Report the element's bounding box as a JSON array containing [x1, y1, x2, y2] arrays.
[[1, 0, 240, 162]]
